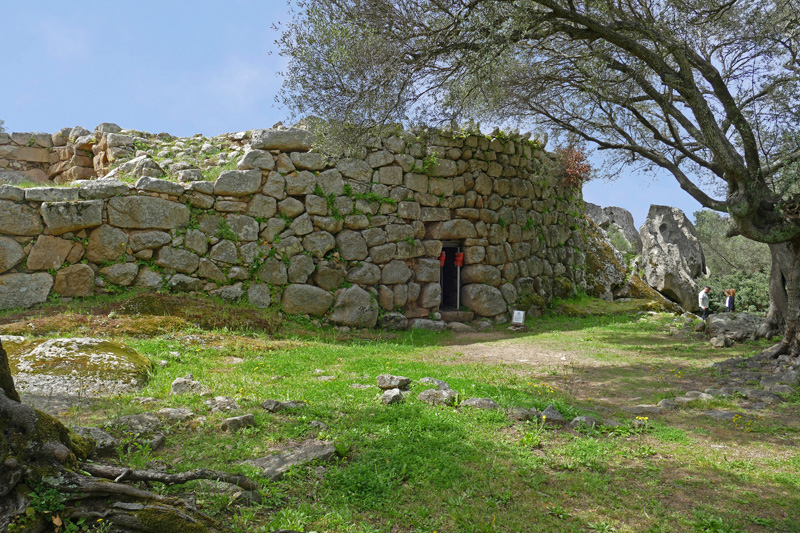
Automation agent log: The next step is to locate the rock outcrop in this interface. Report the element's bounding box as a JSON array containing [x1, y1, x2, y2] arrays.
[[639, 205, 707, 311]]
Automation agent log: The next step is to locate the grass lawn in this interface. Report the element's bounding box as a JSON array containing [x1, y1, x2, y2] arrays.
[[2, 293, 799, 532]]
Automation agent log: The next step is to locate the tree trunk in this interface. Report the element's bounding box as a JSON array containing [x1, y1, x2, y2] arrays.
[[0, 338, 232, 533], [760, 238, 800, 358], [760, 242, 791, 339]]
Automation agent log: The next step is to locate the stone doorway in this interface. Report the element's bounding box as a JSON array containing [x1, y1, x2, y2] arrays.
[[439, 241, 463, 311]]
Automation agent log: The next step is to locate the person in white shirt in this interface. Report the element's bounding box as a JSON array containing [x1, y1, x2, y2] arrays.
[[698, 286, 711, 319]]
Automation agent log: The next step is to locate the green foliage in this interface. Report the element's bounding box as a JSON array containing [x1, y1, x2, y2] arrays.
[[216, 218, 237, 241], [694, 210, 770, 313], [693, 210, 770, 277]]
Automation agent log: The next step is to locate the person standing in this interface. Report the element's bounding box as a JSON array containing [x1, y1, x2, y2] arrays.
[[698, 286, 711, 319], [725, 289, 736, 312]]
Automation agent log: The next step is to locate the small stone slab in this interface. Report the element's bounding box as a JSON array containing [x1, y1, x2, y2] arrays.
[[156, 408, 195, 421], [111, 413, 161, 434], [221, 414, 256, 432], [381, 388, 404, 404], [541, 404, 566, 424], [657, 399, 676, 410], [703, 410, 742, 421], [170, 375, 209, 396], [461, 398, 500, 409], [418, 377, 450, 390], [569, 415, 600, 429], [246, 441, 336, 481], [71, 426, 118, 456], [507, 407, 537, 422], [376, 374, 411, 390], [417, 388, 458, 406], [204, 396, 240, 412], [261, 399, 306, 413]]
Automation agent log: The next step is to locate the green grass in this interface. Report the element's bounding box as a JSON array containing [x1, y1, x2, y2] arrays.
[[2, 294, 799, 532]]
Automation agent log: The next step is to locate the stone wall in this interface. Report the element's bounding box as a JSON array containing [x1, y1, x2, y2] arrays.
[[0, 125, 587, 328]]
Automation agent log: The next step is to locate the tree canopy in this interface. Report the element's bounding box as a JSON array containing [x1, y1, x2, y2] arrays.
[[281, 0, 800, 239], [281, 0, 800, 355]]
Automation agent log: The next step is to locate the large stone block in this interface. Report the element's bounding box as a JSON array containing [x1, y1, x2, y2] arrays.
[[0, 237, 25, 273], [0, 273, 53, 309], [461, 284, 507, 316], [214, 170, 262, 197], [39, 200, 103, 235], [336, 230, 368, 261], [251, 128, 315, 152], [462, 265, 502, 286], [282, 284, 334, 316], [87, 225, 129, 264], [381, 260, 412, 284], [425, 219, 478, 240], [108, 196, 190, 229], [155, 247, 200, 274], [0, 200, 44, 236], [53, 264, 95, 297], [330, 286, 379, 327]]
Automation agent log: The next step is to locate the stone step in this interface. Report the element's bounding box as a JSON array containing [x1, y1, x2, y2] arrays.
[[440, 310, 474, 322]]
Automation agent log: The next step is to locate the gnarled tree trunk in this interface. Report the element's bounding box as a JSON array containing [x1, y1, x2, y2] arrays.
[[759, 239, 800, 358], [0, 339, 232, 533]]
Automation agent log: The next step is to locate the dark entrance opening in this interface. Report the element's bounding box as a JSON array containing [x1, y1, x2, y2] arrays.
[[439, 241, 462, 310]]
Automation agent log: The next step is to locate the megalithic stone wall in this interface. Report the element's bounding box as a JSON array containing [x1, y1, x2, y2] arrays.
[[0, 126, 587, 328]]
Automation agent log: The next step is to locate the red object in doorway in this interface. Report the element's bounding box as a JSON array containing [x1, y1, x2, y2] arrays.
[[454, 252, 464, 267], [439, 252, 447, 266]]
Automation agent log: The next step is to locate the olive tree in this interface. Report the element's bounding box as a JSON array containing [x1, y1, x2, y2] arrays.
[[280, 0, 800, 355]]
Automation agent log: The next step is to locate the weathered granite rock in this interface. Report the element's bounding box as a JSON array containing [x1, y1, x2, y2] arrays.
[[261, 399, 306, 412], [157, 408, 195, 421], [108, 196, 190, 229], [540, 405, 566, 425], [707, 313, 768, 342], [205, 396, 240, 412], [462, 398, 500, 409], [247, 283, 272, 308], [251, 128, 315, 152], [381, 388, 404, 404], [77, 178, 129, 199], [417, 388, 458, 406], [379, 312, 408, 330], [87, 224, 128, 264], [237, 149, 275, 171], [639, 205, 707, 310], [39, 200, 104, 235], [569, 415, 600, 429], [99, 263, 139, 286], [461, 284, 507, 316], [214, 170, 262, 196], [71, 426, 118, 456], [170, 374, 209, 395], [282, 284, 334, 316], [0, 200, 43, 236], [246, 441, 336, 481], [376, 374, 412, 390], [0, 236, 26, 273], [135, 176, 185, 196], [129, 230, 172, 251], [156, 247, 200, 274], [408, 319, 447, 331], [331, 285, 379, 327], [221, 414, 256, 432], [8, 337, 149, 397], [53, 264, 95, 297]]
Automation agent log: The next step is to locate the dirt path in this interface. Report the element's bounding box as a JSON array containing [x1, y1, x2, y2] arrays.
[[440, 331, 601, 369]]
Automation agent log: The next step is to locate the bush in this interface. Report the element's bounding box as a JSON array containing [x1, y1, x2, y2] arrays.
[[706, 270, 770, 314]]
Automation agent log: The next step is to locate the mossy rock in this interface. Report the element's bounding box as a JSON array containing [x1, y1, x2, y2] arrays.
[[3, 336, 150, 397]]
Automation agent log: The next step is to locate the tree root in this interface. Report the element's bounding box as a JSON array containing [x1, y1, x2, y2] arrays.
[[80, 463, 258, 491]]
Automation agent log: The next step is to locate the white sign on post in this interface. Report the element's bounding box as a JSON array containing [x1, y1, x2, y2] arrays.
[[511, 309, 525, 325]]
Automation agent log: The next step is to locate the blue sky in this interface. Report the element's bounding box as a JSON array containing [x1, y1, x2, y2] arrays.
[[2, 0, 712, 228]]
